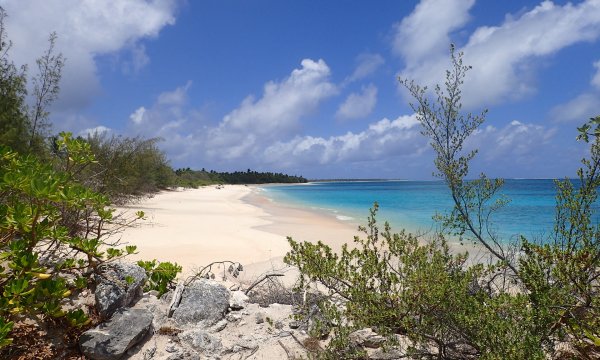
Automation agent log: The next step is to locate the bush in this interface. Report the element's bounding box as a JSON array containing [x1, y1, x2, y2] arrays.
[[286, 46, 600, 359], [137, 259, 182, 297], [286, 205, 544, 359], [73, 133, 176, 203], [0, 133, 141, 349]]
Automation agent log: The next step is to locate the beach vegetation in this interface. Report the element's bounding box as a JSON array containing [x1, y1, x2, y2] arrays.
[[286, 45, 600, 359], [0, 133, 145, 350], [174, 167, 308, 187], [81, 132, 176, 204], [137, 259, 182, 297]]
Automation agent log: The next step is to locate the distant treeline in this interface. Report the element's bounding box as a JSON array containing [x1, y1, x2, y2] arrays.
[[174, 168, 307, 187]]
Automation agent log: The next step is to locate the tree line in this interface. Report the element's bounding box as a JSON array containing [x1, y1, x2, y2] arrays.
[[174, 167, 307, 187]]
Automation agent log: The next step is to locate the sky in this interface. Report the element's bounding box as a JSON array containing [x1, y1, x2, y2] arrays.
[[1, 0, 600, 179]]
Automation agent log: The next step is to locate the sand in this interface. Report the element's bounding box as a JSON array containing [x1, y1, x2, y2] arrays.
[[114, 184, 489, 283], [114, 185, 361, 278]]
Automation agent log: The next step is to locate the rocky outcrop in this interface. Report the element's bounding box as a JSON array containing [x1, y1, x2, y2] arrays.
[[95, 262, 147, 318], [170, 279, 230, 327], [80, 308, 153, 360], [83, 264, 314, 359], [229, 290, 249, 310], [349, 328, 386, 348]]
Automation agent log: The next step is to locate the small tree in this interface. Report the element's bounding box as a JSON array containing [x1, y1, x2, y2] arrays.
[[286, 45, 600, 359], [29, 32, 64, 153], [0, 7, 29, 155]]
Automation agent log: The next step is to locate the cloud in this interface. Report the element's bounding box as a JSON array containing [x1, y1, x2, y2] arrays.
[[393, 0, 474, 63], [397, 0, 600, 109], [262, 115, 424, 167], [550, 59, 600, 123], [121, 43, 150, 75], [336, 84, 378, 120], [205, 59, 338, 160], [467, 120, 557, 167], [346, 53, 385, 83], [551, 93, 600, 123], [78, 125, 112, 137], [157, 81, 191, 106], [1, 0, 179, 110], [129, 106, 147, 125], [123, 59, 338, 166], [593, 60, 600, 89]]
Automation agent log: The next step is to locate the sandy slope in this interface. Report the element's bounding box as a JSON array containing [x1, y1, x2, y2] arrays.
[[115, 185, 360, 277]]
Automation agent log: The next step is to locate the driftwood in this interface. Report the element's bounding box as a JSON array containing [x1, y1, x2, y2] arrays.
[[167, 281, 185, 318], [278, 339, 292, 359], [244, 272, 285, 295]]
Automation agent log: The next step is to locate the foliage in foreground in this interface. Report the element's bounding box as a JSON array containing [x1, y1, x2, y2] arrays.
[[81, 132, 176, 203], [286, 205, 543, 359], [137, 259, 182, 297], [0, 134, 143, 348], [286, 46, 600, 359]]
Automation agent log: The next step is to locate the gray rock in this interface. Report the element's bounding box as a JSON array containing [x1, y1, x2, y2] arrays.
[[289, 320, 300, 329], [349, 328, 386, 348], [229, 290, 249, 310], [171, 279, 230, 327], [80, 308, 154, 360], [255, 311, 265, 324], [210, 319, 228, 332], [180, 329, 223, 355], [226, 312, 242, 322], [95, 262, 147, 318], [368, 348, 405, 359]]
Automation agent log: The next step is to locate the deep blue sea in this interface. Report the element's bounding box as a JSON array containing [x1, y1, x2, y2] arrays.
[[261, 179, 596, 243]]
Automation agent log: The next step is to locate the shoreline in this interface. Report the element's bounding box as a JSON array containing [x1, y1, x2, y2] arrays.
[[114, 185, 361, 278], [114, 184, 491, 280]]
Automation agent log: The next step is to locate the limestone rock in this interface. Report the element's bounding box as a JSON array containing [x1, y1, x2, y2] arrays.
[[179, 329, 223, 355], [368, 348, 405, 360], [229, 290, 249, 310], [349, 328, 386, 348], [95, 262, 147, 318], [80, 308, 153, 360], [171, 279, 230, 327]]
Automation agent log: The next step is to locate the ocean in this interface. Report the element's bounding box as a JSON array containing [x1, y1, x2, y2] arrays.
[[261, 179, 593, 243]]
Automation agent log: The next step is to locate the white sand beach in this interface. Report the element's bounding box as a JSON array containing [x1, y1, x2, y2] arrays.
[[115, 185, 360, 278]]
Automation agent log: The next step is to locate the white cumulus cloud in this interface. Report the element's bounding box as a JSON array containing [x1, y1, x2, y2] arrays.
[[393, 0, 475, 63], [397, 0, 600, 109], [336, 84, 378, 120], [262, 115, 424, 167], [0, 0, 179, 110], [129, 106, 147, 125], [205, 59, 338, 160]]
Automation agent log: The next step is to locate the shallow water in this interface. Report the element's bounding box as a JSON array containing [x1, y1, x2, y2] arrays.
[[262, 179, 594, 243]]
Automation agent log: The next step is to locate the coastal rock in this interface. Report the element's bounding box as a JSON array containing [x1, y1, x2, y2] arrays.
[[171, 279, 230, 327], [229, 290, 249, 310], [80, 308, 153, 360], [95, 262, 147, 318], [179, 329, 223, 355], [368, 348, 405, 360], [349, 328, 386, 348]]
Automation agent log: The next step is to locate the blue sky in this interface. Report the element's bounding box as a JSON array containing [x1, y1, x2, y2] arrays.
[[2, 0, 600, 179]]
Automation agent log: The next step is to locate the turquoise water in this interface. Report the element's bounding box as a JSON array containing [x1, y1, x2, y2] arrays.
[[261, 180, 590, 242]]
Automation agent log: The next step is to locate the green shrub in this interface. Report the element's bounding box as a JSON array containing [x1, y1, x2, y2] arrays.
[[0, 133, 141, 348], [285, 204, 545, 359], [286, 46, 600, 359], [76, 133, 176, 203], [137, 259, 182, 297]]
